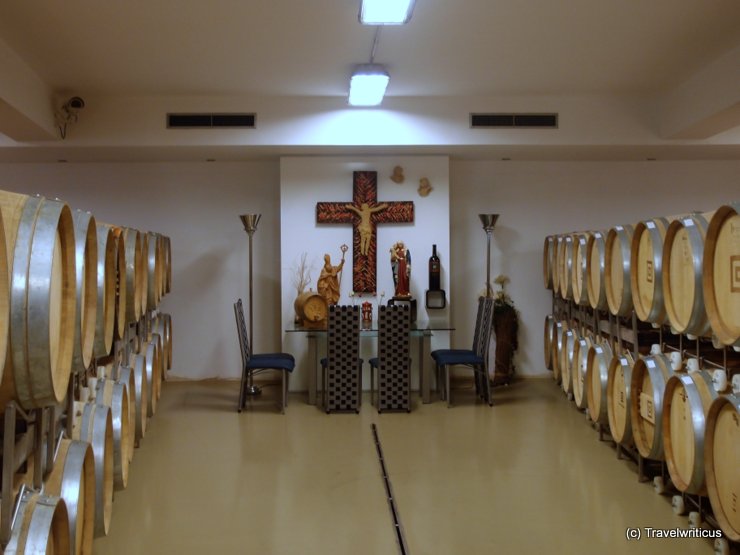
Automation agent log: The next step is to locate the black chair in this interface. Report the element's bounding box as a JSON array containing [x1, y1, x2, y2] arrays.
[[369, 305, 411, 413], [320, 305, 362, 413], [234, 299, 295, 413], [431, 296, 494, 407]]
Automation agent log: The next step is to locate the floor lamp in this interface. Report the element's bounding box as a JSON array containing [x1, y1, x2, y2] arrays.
[[239, 213, 261, 395], [479, 214, 499, 297]]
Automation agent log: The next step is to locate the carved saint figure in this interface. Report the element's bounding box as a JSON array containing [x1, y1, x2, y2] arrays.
[[390, 241, 411, 298], [345, 202, 387, 255], [317, 254, 344, 305]]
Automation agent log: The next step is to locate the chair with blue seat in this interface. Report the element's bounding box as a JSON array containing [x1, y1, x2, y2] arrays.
[[431, 296, 494, 407], [369, 305, 411, 413], [320, 305, 362, 413], [234, 298, 295, 413]]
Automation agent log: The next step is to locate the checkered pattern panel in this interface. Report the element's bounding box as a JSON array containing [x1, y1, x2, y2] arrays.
[[326, 305, 360, 412], [378, 305, 411, 411]]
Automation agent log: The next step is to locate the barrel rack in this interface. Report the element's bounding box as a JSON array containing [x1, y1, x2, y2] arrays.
[[0, 308, 164, 550], [550, 291, 739, 554]]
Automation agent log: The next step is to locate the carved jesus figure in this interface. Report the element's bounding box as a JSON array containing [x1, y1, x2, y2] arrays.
[[345, 202, 387, 255]]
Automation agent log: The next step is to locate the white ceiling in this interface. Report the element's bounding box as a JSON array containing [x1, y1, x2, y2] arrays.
[[0, 1, 739, 161]]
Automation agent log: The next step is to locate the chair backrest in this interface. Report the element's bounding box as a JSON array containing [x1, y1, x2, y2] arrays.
[[233, 298, 251, 368], [472, 296, 495, 358], [326, 305, 360, 369], [378, 305, 410, 369]]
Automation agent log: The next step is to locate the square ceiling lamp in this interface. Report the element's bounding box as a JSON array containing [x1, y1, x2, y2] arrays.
[[348, 64, 390, 106], [359, 0, 416, 25]]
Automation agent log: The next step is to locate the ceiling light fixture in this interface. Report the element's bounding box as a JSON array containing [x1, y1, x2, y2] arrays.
[[359, 0, 416, 25], [349, 63, 390, 106]]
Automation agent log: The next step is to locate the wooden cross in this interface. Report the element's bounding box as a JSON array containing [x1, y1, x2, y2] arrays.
[[317, 171, 414, 293]]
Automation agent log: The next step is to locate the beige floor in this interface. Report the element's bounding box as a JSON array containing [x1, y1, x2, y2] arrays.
[[93, 378, 721, 555]]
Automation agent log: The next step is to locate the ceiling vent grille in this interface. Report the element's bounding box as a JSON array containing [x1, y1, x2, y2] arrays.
[[167, 113, 256, 128], [470, 113, 558, 129]]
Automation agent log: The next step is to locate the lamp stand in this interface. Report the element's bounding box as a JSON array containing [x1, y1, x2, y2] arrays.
[[240, 214, 262, 396]]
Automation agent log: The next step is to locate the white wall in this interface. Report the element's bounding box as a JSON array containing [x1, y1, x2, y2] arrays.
[[0, 159, 737, 384], [449, 160, 740, 377], [280, 156, 451, 391], [0, 161, 281, 381]]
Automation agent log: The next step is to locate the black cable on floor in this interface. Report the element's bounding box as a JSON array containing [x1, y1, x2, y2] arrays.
[[371, 423, 409, 555]]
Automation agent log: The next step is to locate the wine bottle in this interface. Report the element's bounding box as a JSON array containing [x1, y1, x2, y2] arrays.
[[429, 244, 441, 290]]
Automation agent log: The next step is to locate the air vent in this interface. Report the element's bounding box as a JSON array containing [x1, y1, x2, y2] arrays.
[[470, 113, 558, 128], [167, 113, 256, 128]]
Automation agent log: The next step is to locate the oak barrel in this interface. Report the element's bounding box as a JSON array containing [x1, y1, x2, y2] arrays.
[[543, 315, 555, 370], [71, 210, 98, 372], [560, 328, 579, 395], [703, 203, 740, 346], [146, 232, 162, 311], [571, 232, 591, 306], [93, 224, 116, 359], [95, 378, 131, 490], [138, 232, 149, 317], [558, 234, 574, 300], [663, 370, 718, 494], [607, 351, 635, 445], [163, 235, 172, 294], [663, 213, 712, 337], [605, 224, 635, 316], [116, 364, 137, 460], [72, 401, 114, 537], [705, 393, 740, 541], [44, 438, 95, 555], [630, 352, 675, 459], [572, 334, 593, 410], [543, 235, 555, 289], [6, 489, 70, 554], [0, 192, 76, 409], [122, 227, 143, 324], [154, 313, 172, 371], [586, 231, 608, 311], [145, 335, 163, 413], [0, 199, 10, 385], [586, 342, 613, 425], [630, 217, 670, 324], [551, 320, 569, 384], [126, 355, 148, 442]]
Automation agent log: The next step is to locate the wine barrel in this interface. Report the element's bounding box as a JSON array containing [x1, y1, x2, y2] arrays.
[[294, 291, 328, 329], [552, 235, 562, 294], [561, 328, 579, 395], [607, 351, 636, 445], [71, 210, 98, 372], [154, 313, 172, 371], [122, 227, 143, 324], [6, 489, 70, 554], [126, 355, 148, 442], [146, 335, 163, 411], [0, 201, 10, 386], [630, 352, 675, 459], [663, 213, 712, 337], [630, 217, 670, 324], [586, 231, 608, 311], [99, 224, 127, 341], [543, 315, 555, 370], [156, 234, 166, 298], [543, 235, 555, 289], [558, 234, 574, 300], [72, 402, 114, 537], [705, 393, 740, 541], [551, 320, 569, 384], [0, 192, 76, 409], [44, 438, 95, 555], [572, 334, 593, 410], [605, 224, 634, 316], [138, 232, 149, 317], [146, 232, 162, 311], [93, 224, 116, 359], [95, 378, 131, 490], [586, 341, 613, 425], [163, 235, 172, 294], [703, 203, 740, 346], [663, 370, 718, 494], [116, 364, 137, 460], [571, 232, 591, 306]]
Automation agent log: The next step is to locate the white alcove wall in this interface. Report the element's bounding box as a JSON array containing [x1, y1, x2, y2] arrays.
[[280, 156, 451, 392]]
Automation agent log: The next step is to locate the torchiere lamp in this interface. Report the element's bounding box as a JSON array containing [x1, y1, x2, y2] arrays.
[[479, 214, 499, 298], [239, 213, 261, 395]]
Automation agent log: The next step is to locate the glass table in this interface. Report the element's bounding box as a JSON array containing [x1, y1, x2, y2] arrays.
[[285, 320, 454, 405]]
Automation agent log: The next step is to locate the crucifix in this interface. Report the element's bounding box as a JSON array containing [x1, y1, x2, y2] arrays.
[[317, 171, 414, 293]]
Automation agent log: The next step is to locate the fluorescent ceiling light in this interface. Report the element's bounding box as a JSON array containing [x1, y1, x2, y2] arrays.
[[348, 64, 390, 106], [359, 0, 416, 25]]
